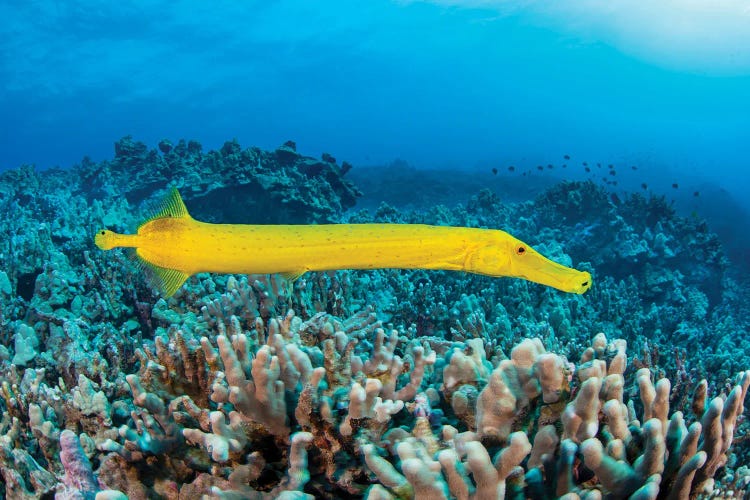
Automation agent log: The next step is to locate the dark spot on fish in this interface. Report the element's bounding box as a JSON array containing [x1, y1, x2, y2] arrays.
[[693, 191, 700, 197], [641, 183, 648, 190], [492, 167, 498, 175], [508, 166, 515, 172], [564, 154, 570, 160], [672, 183, 679, 189]]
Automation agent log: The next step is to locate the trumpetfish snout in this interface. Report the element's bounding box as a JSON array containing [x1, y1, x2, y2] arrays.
[[95, 188, 592, 297]]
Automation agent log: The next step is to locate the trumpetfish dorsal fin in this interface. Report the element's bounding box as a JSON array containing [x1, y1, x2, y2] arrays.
[[136, 187, 192, 297], [139, 186, 191, 230]]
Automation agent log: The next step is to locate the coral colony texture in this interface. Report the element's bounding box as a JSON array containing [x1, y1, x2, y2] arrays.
[[1, 136, 749, 500]]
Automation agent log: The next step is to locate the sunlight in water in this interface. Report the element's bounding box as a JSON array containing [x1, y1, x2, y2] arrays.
[[407, 0, 750, 75]]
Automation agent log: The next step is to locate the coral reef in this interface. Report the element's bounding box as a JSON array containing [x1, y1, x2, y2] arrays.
[[0, 138, 748, 498], [79, 136, 360, 224]]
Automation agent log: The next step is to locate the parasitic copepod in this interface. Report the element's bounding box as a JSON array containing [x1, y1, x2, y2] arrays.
[[95, 188, 592, 297]]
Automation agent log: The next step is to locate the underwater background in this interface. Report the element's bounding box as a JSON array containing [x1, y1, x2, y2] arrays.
[[1, 1, 750, 499]]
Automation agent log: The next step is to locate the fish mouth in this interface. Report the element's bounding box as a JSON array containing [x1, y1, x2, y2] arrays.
[[541, 270, 591, 294], [567, 271, 592, 294], [517, 257, 592, 294]]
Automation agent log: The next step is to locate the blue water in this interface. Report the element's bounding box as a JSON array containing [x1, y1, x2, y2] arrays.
[[2, 3, 748, 181]]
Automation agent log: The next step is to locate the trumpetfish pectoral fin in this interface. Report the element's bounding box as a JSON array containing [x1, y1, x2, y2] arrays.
[[280, 270, 307, 282]]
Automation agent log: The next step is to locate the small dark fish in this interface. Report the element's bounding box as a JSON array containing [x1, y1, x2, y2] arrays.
[[585, 167, 591, 172], [609, 170, 616, 176], [564, 154, 570, 160], [631, 165, 638, 170], [641, 183, 648, 190], [672, 183, 679, 189], [537, 165, 544, 171], [583, 162, 588, 166], [547, 164, 554, 169], [492, 167, 498, 175], [597, 163, 601, 168], [610, 193, 621, 205], [693, 191, 700, 197], [562, 164, 567, 168], [522, 172, 527, 176], [612, 180, 617, 186], [608, 164, 614, 169], [508, 166, 515, 172]]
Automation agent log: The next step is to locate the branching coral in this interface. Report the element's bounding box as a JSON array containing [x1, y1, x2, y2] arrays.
[[2, 285, 749, 498]]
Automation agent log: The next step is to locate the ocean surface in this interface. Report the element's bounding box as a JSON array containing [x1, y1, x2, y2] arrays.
[[1, 2, 749, 498]]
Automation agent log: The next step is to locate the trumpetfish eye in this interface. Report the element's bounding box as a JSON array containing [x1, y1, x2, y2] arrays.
[[516, 246, 526, 255]]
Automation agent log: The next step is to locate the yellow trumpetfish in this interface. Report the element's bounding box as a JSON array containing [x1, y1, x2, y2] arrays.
[[95, 188, 591, 297]]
